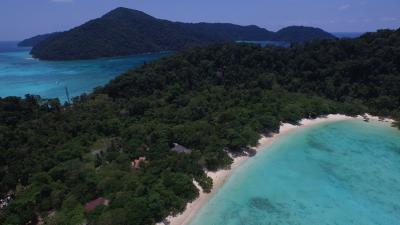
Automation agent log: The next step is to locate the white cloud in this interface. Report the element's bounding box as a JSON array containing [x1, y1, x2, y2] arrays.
[[338, 4, 351, 11]]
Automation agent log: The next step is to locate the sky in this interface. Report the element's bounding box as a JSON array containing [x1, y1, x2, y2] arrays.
[[0, 0, 399, 41]]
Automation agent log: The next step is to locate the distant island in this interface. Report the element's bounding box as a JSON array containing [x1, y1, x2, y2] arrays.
[[273, 26, 335, 42], [23, 7, 335, 60]]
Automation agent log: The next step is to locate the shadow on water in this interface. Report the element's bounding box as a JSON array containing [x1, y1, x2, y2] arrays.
[[307, 137, 336, 153]]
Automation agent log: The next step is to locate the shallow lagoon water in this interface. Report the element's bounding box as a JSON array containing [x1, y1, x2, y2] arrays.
[[189, 120, 400, 225], [0, 42, 169, 102]]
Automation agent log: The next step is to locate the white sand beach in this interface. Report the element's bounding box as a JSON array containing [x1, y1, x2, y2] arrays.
[[164, 114, 394, 225]]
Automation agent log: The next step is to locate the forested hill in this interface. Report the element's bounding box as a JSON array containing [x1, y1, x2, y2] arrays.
[[102, 28, 400, 119], [29, 7, 273, 60], [28, 7, 333, 60], [17, 32, 61, 47], [1, 29, 399, 225], [274, 26, 336, 42]]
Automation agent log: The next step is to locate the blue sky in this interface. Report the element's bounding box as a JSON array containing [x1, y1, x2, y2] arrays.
[[0, 0, 399, 41]]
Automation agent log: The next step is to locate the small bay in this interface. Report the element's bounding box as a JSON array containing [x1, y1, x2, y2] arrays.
[[0, 42, 169, 102], [189, 120, 400, 225]]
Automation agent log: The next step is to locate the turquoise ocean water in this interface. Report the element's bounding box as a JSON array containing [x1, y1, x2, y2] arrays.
[[0, 42, 169, 102], [189, 120, 400, 225]]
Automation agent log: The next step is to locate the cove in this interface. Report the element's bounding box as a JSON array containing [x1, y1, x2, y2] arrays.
[[189, 120, 400, 225], [0, 42, 170, 102]]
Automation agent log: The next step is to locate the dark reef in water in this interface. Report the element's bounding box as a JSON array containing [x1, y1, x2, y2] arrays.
[[249, 197, 281, 213]]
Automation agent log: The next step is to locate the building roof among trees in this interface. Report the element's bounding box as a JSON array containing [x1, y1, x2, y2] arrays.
[[171, 143, 192, 154], [85, 197, 109, 211]]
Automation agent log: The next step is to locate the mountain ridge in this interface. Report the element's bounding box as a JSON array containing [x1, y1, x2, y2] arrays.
[[26, 7, 334, 60]]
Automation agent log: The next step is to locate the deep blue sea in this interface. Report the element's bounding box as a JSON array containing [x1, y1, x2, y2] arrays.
[[189, 120, 400, 225], [0, 41, 169, 102]]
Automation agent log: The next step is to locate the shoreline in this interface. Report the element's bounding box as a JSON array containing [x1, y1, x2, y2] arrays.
[[165, 114, 394, 225]]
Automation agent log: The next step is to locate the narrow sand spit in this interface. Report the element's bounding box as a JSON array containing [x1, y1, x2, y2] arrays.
[[162, 114, 394, 225]]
